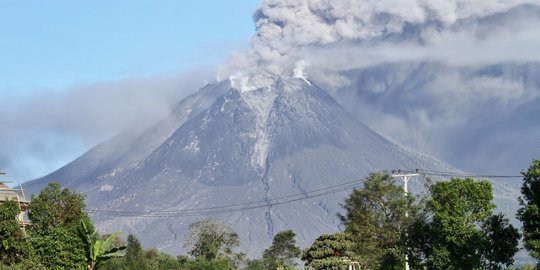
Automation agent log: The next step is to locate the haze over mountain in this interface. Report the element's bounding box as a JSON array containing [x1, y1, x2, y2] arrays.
[[2, 0, 538, 182], [333, 61, 540, 175], [221, 1, 540, 176], [14, 0, 540, 260], [25, 75, 454, 256]]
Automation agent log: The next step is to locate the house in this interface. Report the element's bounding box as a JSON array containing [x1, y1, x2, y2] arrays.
[[0, 181, 30, 230]]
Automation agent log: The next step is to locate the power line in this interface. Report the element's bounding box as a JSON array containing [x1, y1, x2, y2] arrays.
[[90, 179, 364, 214], [88, 179, 364, 218], [88, 184, 361, 217], [86, 169, 524, 218], [416, 169, 522, 179]]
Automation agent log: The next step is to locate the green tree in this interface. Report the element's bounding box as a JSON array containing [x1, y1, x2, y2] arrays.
[[518, 159, 540, 261], [406, 210, 432, 269], [0, 200, 27, 265], [28, 182, 92, 232], [481, 213, 520, 270], [427, 178, 494, 269], [261, 230, 300, 269], [339, 172, 417, 269], [27, 182, 93, 269], [179, 257, 234, 270], [143, 248, 181, 270], [244, 259, 266, 270], [97, 258, 126, 270], [302, 233, 355, 270], [184, 219, 239, 261], [125, 234, 148, 270], [0, 258, 38, 270], [419, 178, 519, 270]]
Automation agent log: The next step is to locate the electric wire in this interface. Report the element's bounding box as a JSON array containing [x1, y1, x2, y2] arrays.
[[87, 180, 364, 217], [87, 183, 362, 217], [86, 169, 524, 218], [90, 178, 364, 214], [416, 169, 522, 179]]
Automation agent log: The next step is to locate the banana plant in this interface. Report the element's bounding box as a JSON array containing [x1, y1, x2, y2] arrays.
[[80, 221, 126, 270]]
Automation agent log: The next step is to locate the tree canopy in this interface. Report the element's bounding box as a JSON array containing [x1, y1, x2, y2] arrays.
[[482, 213, 520, 270], [125, 234, 149, 270], [412, 178, 519, 269], [302, 233, 355, 270], [339, 172, 418, 269], [27, 182, 94, 269], [28, 182, 92, 232], [518, 159, 540, 261], [0, 200, 27, 266], [261, 230, 300, 269], [0, 169, 531, 269], [185, 219, 240, 261]]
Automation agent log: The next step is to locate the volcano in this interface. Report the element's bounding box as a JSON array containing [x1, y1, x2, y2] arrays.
[[25, 76, 452, 256]]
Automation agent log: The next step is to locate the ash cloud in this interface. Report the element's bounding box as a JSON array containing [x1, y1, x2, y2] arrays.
[[221, 0, 540, 85], [4, 0, 540, 182], [0, 68, 214, 182], [221, 0, 540, 174]]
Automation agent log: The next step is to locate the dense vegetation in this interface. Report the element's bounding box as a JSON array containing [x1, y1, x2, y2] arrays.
[[0, 160, 538, 269]]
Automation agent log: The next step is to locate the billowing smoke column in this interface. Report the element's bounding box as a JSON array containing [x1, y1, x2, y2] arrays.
[[222, 0, 540, 90]]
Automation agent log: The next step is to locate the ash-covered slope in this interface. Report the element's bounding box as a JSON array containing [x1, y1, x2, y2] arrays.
[[25, 81, 231, 195], [26, 77, 450, 256]]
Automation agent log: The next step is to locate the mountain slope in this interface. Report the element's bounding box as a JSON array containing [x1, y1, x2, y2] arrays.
[[26, 80, 231, 195], [25, 77, 452, 256]]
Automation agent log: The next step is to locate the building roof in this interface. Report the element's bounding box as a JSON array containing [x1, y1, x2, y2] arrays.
[[0, 182, 20, 202]]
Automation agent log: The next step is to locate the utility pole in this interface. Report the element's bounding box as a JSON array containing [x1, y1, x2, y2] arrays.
[[391, 169, 419, 194], [391, 169, 419, 270]]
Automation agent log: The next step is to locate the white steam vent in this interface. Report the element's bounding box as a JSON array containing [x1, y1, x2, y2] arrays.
[[292, 61, 311, 85]]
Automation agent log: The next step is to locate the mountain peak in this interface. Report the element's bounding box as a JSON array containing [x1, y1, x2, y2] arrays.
[[227, 65, 313, 92], [25, 77, 451, 256]]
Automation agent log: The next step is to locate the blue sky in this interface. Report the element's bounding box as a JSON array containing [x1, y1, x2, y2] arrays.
[[0, 1, 260, 181], [0, 0, 537, 182], [0, 0, 259, 95]]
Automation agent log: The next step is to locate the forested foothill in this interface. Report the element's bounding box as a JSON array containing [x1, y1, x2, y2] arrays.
[[0, 160, 538, 269]]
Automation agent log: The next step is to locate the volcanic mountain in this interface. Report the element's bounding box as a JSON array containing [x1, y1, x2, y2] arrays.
[[26, 76, 452, 256]]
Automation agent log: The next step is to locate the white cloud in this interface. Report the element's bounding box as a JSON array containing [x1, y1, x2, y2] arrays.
[[0, 68, 215, 181]]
